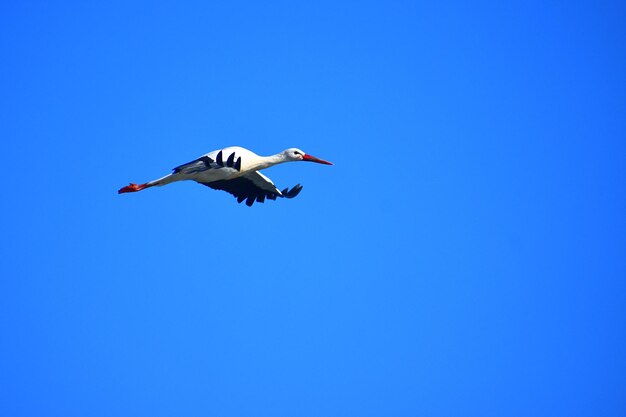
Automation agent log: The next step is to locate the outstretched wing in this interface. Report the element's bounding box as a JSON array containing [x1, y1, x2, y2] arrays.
[[200, 171, 303, 206]]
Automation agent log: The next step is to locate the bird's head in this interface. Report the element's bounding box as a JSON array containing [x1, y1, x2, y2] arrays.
[[283, 148, 333, 165]]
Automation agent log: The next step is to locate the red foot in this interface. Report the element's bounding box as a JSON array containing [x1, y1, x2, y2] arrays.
[[118, 183, 149, 194]]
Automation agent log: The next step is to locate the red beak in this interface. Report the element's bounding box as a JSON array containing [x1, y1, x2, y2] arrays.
[[302, 154, 333, 165]]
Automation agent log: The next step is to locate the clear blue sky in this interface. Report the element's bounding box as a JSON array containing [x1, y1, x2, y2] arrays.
[[1, 1, 625, 416]]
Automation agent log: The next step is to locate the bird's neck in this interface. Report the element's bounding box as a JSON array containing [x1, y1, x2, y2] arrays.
[[252, 153, 288, 171]]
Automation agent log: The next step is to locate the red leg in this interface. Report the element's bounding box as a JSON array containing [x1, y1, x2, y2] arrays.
[[118, 183, 151, 194]]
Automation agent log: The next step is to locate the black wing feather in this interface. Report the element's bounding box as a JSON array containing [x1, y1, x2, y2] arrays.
[[173, 156, 214, 174], [284, 184, 303, 198], [200, 177, 303, 207], [226, 152, 235, 167]]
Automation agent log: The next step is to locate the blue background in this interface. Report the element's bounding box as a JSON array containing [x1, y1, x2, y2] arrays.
[[1, 1, 625, 416]]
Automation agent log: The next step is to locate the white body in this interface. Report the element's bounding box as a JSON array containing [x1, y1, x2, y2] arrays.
[[148, 147, 286, 188]]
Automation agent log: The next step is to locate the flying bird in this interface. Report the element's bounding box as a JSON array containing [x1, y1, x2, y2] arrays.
[[118, 146, 333, 206]]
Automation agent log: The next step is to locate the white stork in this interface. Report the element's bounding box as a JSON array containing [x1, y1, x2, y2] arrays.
[[118, 146, 333, 206]]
